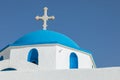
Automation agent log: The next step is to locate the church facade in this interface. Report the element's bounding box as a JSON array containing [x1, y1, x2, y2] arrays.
[[0, 30, 95, 71], [0, 7, 120, 80]]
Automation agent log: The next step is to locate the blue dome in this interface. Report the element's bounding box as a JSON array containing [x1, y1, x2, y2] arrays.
[[12, 30, 81, 50]]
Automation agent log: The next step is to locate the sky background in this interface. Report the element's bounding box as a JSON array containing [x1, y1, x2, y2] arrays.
[[0, 0, 120, 68]]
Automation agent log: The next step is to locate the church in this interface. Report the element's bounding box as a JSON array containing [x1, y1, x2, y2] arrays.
[[0, 7, 119, 80]]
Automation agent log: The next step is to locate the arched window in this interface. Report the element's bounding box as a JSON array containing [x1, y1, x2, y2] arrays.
[[69, 52, 78, 69], [1, 68, 16, 71], [27, 48, 39, 65], [0, 56, 4, 61]]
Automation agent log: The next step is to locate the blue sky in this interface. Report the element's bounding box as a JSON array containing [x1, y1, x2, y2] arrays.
[[0, 0, 120, 68]]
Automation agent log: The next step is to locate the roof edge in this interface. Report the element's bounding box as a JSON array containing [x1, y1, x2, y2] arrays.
[[0, 45, 10, 52]]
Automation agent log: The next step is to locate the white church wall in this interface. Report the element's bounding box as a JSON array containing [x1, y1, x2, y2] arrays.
[[37, 44, 56, 70], [0, 67, 120, 80], [56, 44, 94, 69], [0, 44, 95, 71], [9, 44, 56, 70], [0, 60, 10, 70], [0, 47, 11, 59]]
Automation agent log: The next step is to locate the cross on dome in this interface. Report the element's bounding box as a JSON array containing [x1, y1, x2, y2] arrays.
[[35, 7, 55, 30]]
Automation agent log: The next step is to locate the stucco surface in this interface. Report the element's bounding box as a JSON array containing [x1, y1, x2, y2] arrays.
[[0, 67, 120, 80]]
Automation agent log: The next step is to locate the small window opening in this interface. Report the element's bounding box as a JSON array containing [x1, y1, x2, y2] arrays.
[[0, 56, 4, 61], [27, 48, 39, 65]]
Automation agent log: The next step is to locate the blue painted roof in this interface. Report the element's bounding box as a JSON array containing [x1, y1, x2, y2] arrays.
[[10, 30, 91, 54], [12, 30, 80, 49]]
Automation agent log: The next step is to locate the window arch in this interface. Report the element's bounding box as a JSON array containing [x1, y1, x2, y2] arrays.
[[69, 52, 78, 69], [27, 48, 39, 65], [1, 68, 16, 71], [0, 56, 4, 61]]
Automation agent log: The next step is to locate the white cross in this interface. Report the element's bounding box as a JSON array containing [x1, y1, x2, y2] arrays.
[[35, 7, 55, 30]]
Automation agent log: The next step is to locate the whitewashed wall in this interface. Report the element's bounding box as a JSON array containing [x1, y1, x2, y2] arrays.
[[10, 44, 56, 70], [0, 47, 11, 59], [0, 60, 9, 70], [56, 45, 94, 69], [0, 67, 120, 80], [0, 44, 95, 71]]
